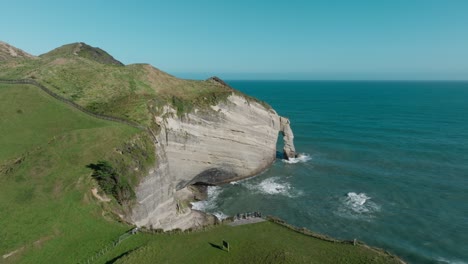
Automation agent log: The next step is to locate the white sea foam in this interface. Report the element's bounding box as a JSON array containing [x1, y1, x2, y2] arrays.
[[346, 192, 369, 208], [436, 257, 468, 264], [212, 211, 229, 220], [282, 153, 312, 164], [258, 177, 291, 194], [229, 181, 239, 185], [190, 186, 222, 211], [190, 186, 230, 219], [336, 192, 380, 220], [242, 177, 301, 197]]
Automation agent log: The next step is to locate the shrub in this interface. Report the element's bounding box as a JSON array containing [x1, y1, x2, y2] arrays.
[[88, 160, 135, 205]]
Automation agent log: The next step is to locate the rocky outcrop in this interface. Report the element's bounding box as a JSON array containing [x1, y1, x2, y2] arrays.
[[131, 93, 296, 230], [280, 117, 296, 159], [206, 76, 233, 89]]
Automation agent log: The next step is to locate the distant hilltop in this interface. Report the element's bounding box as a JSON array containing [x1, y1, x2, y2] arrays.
[[0, 41, 36, 61], [42, 42, 124, 66], [0, 41, 122, 66]]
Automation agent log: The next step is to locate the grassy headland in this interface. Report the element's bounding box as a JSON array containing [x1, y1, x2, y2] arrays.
[[0, 42, 233, 125], [0, 42, 404, 263]]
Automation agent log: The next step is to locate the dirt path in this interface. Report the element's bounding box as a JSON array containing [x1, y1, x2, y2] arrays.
[[91, 188, 111, 202], [2, 247, 24, 260]]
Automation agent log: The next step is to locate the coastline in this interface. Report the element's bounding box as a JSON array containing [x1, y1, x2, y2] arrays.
[[174, 168, 407, 264]]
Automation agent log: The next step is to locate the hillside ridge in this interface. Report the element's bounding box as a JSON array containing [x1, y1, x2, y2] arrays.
[[0, 78, 145, 129], [40, 42, 124, 66], [0, 41, 36, 61]]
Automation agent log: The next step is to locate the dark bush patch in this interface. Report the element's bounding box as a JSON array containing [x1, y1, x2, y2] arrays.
[[87, 161, 135, 205]]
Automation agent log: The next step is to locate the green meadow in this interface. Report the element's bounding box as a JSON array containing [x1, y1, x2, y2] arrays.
[[101, 221, 402, 264], [0, 83, 138, 263]]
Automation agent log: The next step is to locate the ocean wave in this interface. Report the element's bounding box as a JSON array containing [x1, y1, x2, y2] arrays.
[[242, 177, 301, 197], [190, 186, 230, 220], [212, 211, 229, 220], [191, 186, 222, 211], [336, 192, 380, 220], [436, 257, 468, 264], [282, 153, 312, 164], [258, 177, 290, 195]]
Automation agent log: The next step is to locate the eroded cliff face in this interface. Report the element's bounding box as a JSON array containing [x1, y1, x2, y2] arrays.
[[131, 94, 295, 230]]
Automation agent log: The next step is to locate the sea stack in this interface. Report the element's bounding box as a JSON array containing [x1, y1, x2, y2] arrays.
[[280, 116, 296, 159]]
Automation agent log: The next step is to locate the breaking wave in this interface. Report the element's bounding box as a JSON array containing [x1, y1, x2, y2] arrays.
[[212, 212, 229, 220], [190, 186, 229, 220], [191, 186, 222, 211], [435, 257, 468, 264], [282, 153, 312, 164], [336, 192, 380, 220], [257, 177, 290, 195], [242, 177, 302, 197]]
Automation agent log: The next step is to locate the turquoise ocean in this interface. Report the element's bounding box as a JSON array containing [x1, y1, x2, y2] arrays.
[[192, 81, 468, 264]]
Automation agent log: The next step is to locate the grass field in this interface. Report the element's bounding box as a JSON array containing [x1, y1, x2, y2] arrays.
[[0, 83, 139, 263], [92, 221, 402, 264]]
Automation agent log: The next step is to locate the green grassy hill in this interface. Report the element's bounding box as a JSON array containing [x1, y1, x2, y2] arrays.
[[41, 42, 124, 66], [0, 42, 233, 125], [0, 83, 145, 263]]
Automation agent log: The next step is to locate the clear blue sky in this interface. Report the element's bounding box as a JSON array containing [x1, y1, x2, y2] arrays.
[[1, 0, 468, 80]]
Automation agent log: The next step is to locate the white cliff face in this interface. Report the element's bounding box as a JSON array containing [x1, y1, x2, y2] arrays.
[[131, 94, 295, 230]]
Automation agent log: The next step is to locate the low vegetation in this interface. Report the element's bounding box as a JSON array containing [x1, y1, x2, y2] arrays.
[[88, 161, 135, 205]]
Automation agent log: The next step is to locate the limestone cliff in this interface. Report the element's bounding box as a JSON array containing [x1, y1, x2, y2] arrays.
[[131, 93, 296, 230]]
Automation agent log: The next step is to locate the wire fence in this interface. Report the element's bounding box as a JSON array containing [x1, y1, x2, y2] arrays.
[[0, 78, 145, 130], [77, 228, 139, 264]]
